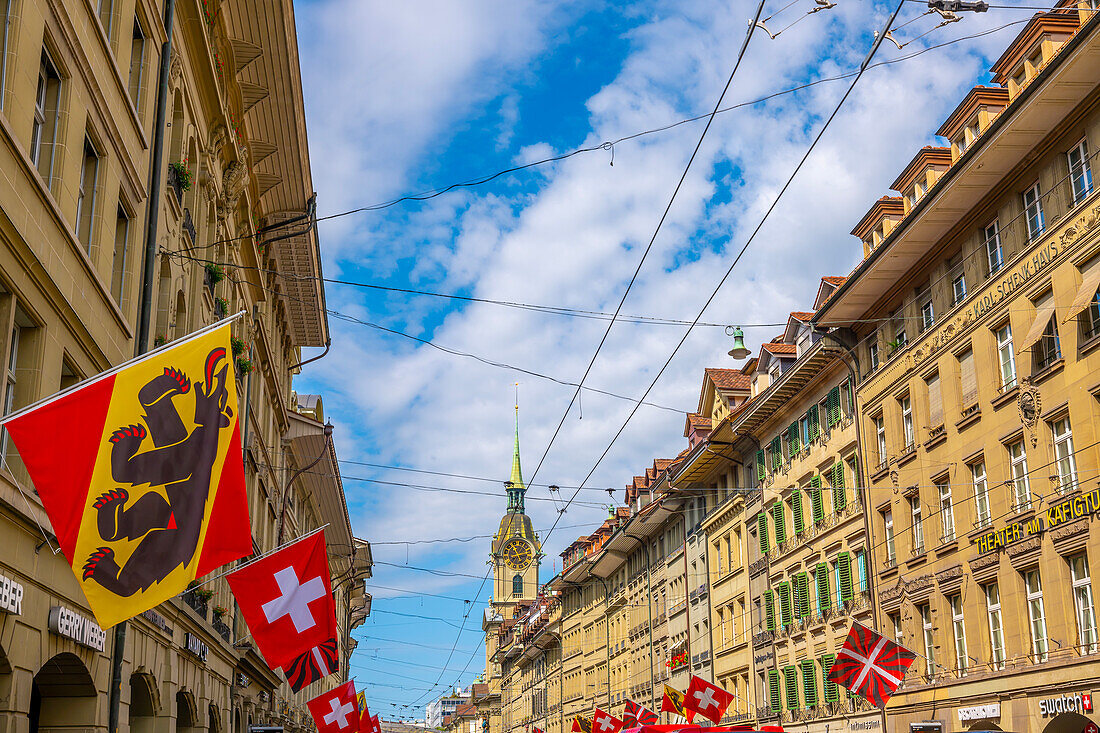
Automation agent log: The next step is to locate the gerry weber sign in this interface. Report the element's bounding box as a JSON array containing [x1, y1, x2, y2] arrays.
[[49, 606, 106, 651], [974, 488, 1100, 554], [0, 571, 23, 615]]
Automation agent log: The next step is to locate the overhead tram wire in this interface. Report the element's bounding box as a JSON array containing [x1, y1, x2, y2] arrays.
[[184, 13, 1033, 257], [524, 1, 769, 493], [538, 0, 909, 548]]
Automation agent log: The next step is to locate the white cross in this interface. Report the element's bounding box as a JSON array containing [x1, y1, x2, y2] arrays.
[[839, 636, 902, 691], [595, 717, 617, 732], [693, 687, 718, 711], [323, 697, 356, 729], [262, 566, 327, 633]]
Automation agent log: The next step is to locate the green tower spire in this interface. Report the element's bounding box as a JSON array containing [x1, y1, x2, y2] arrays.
[[506, 399, 526, 514]]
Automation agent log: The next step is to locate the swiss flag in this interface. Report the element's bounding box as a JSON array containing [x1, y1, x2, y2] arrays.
[[308, 682, 361, 733], [592, 709, 623, 733], [226, 529, 337, 688], [371, 715, 382, 733], [683, 675, 734, 725]]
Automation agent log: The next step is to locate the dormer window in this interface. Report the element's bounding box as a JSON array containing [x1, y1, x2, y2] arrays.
[[907, 180, 928, 209]]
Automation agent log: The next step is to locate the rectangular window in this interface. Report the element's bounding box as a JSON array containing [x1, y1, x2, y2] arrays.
[[1009, 441, 1032, 511], [910, 495, 924, 554], [129, 18, 147, 110], [920, 604, 936, 679], [777, 582, 792, 627], [1071, 554, 1098, 654], [783, 666, 798, 710], [831, 461, 846, 511], [972, 461, 990, 528], [815, 562, 830, 612], [950, 256, 967, 306], [996, 323, 1016, 390], [111, 203, 131, 305], [1024, 182, 1045, 240], [1052, 416, 1078, 493], [76, 136, 100, 252], [920, 297, 934, 332], [821, 654, 839, 702], [926, 372, 943, 427], [984, 220, 1003, 275], [790, 490, 804, 536], [891, 312, 907, 352], [986, 583, 1005, 670], [794, 573, 810, 620], [869, 341, 880, 372], [875, 415, 886, 468], [0, 320, 19, 459], [891, 613, 903, 646], [959, 347, 977, 406], [901, 395, 913, 448], [1068, 138, 1093, 204], [855, 549, 868, 593], [97, 0, 114, 38], [1025, 569, 1049, 662], [32, 50, 63, 186], [767, 670, 781, 711], [950, 595, 968, 675], [938, 478, 955, 542], [800, 660, 818, 708], [836, 552, 852, 604], [884, 510, 896, 564]]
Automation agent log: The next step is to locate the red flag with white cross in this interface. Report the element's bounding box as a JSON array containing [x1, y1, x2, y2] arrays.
[[226, 529, 337, 689], [827, 622, 916, 707], [683, 675, 734, 724], [592, 709, 623, 733], [308, 681, 361, 733], [371, 715, 382, 733]]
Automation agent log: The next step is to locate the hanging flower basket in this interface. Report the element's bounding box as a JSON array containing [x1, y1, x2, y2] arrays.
[[236, 357, 253, 376], [204, 263, 226, 285], [212, 605, 228, 619], [168, 159, 192, 191], [153, 334, 167, 348], [231, 336, 246, 356]]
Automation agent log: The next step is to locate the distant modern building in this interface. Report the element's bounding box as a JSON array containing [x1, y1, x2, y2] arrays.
[[427, 692, 466, 729]]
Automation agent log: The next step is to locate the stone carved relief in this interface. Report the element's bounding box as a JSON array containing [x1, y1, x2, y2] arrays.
[[169, 49, 184, 88], [969, 552, 999, 573], [1018, 376, 1041, 447], [1006, 535, 1041, 560], [215, 148, 249, 225], [935, 564, 963, 585]]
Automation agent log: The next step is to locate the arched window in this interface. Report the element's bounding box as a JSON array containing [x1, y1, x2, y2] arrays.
[[512, 574, 523, 596]]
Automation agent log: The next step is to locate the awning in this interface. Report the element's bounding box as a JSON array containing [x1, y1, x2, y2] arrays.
[[1065, 260, 1100, 320], [1018, 297, 1057, 353]]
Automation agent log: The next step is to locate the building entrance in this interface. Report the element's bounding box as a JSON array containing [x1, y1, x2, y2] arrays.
[[1042, 713, 1095, 733]]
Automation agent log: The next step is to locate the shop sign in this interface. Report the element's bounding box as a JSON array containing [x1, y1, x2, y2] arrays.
[[909, 723, 942, 733], [974, 488, 1100, 555], [141, 608, 171, 633], [0, 571, 24, 615], [754, 648, 775, 667], [969, 241, 1059, 321], [958, 704, 1000, 722], [184, 632, 208, 661], [1039, 692, 1093, 717], [849, 721, 880, 730], [48, 606, 106, 651]]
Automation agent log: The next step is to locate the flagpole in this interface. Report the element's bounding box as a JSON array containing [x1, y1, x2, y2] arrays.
[[184, 523, 330, 592], [0, 311, 247, 427]]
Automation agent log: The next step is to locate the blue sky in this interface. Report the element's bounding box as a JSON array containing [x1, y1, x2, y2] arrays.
[[288, 0, 1036, 720]]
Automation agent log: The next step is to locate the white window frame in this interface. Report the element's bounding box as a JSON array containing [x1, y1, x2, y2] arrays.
[[1024, 182, 1045, 240], [1009, 441, 1032, 511], [891, 613, 903, 646], [1068, 138, 1093, 205], [1052, 416, 1078, 494], [938, 480, 955, 542], [901, 396, 913, 448], [996, 323, 1016, 390], [884, 510, 896, 564], [869, 341, 880, 372], [1072, 554, 1098, 654], [972, 461, 990, 528], [951, 594, 968, 675], [0, 323, 18, 461], [984, 220, 1003, 275], [920, 604, 936, 679], [1025, 569, 1049, 662], [875, 415, 886, 466], [910, 495, 924, 554], [986, 583, 1005, 670], [952, 270, 967, 306]]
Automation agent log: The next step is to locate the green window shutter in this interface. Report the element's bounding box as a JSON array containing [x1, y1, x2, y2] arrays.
[[807, 405, 819, 441], [768, 670, 782, 711], [764, 590, 775, 631], [772, 503, 786, 542], [795, 573, 810, 618], [756, 450, 766, 482], [809, 477, 824, 524], [815, 562, 831, 611], [758, 512, 769, 553], [827, 386, 841, 427], [821, 654, 839, 702], [770, 436, 782, 466], [838, 551, 853, 602], [778, 582, 792, 626], [783, 666, 799, 710], [801, 660, 818, 708], [832, 463, 847, 511], [791, 491, 804, 535], [788, 422, 800, 454]]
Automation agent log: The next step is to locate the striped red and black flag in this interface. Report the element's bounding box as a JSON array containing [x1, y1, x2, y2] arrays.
[[827, 622, 916, 707], [621, 700, 657, 728]]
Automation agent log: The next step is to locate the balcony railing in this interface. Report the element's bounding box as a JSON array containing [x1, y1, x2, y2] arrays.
[[183, 591, 208, 619], [213, 617, 231, 642], [183, 207, 196, 244]]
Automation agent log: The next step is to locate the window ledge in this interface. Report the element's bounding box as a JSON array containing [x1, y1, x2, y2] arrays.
[[897, 445, 919, 467], [870, 463, 890, 482], [934, 538, 958, 558], [956, 406, 982, 431], [1080, 331, 1100, 358], [905, 552, 928, 569], [925, 426, 947, 449], [992, 384, 1020, 410], [1031, 358, 1065, 386]]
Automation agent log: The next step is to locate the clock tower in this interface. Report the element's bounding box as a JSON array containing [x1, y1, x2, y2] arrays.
[[491, 405, 540, 604]]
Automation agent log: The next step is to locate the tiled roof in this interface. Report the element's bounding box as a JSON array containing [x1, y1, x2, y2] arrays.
[[686, 413, 712, 432], [762, 342, 797, 355], [704, 368, 750, 390], [822, 276, 847, 286], [789, 311, 815, 322]]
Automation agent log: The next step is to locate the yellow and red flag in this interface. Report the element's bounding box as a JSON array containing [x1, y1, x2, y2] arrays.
[[4, 322, 250, 628]]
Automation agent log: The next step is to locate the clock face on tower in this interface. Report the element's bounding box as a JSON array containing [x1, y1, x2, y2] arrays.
[[502, 538, 533, 570]]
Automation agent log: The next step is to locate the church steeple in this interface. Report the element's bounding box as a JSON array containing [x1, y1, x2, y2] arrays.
[[506, 404, 525, 514]]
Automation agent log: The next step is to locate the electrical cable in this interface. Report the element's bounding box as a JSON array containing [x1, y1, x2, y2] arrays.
[[536, 0, 909, 551]]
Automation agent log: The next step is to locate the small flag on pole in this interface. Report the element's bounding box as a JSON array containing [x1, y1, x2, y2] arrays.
[[660, 685, 686, 717], [592, 709, 623, 733], [827, 622, 917, 707], [571, 716, 592, 733], [307, 681, 361, 733], [621, 700, 657, 728], [3, 322, 250, 628], [683, 675, 734, 724]]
